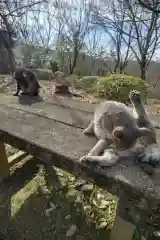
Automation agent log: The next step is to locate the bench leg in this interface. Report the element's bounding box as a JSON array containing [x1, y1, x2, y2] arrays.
[[110, 197, 160, 240], [110, 215, 136, 240], [0, 141, 10, 177]]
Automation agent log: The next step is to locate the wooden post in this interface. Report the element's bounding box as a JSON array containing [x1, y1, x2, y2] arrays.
[[109, 215, 136, 240], [0, 141, 9, 177], [109, 197, 136, 240]]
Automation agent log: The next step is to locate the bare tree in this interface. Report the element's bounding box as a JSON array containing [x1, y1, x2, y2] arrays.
[[54, 0, 92, 75], [91, 0, 134, 74], [12, 1, 56, 67], [137, 0, 160, 13], [0, 0, 46, 73], [92, 0, 160, 80], [123, 0, 160, 80]]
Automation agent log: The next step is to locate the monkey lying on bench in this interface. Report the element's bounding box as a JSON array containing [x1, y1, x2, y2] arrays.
[[13, 68, 41, 97], [80, 90, 158, 167]]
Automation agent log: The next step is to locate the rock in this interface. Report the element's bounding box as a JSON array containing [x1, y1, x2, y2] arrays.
[[66, 225, 77, 237]]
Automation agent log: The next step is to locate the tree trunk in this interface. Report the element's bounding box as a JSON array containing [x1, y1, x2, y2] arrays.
[[113, 60, 119, 73], [7, 47, 15, 74], [0, 14, 16, 74], [52, 83, 70, 95], [140, 58, 147, 80], [140, 65, 146, 80], [69, 44, 79, 75]]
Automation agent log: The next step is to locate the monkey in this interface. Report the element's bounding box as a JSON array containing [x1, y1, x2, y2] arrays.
[[80, 90, 159, 167], [80, 98, 152, 159], [13, 68, 41, 97]]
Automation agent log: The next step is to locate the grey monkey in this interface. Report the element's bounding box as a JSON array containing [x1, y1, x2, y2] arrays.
[[13, 68, 41, 97], [80, 91, 153, 166]]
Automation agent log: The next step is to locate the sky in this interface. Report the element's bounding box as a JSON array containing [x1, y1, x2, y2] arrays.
[[14, 0, 160, 62]]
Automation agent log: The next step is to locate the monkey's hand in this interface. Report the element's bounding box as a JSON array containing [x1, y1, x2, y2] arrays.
[[129, 90, 141, 103], [13, 93, 19, 96], [79, 150, 119, 167], [79, 155, 88, 163], [79, 155, 101, 166]]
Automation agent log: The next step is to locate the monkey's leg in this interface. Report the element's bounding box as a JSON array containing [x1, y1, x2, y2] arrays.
[[87, 138, 108, 156], [83, 121, 94, 135], [26, 81, 39, 96], [83, 151, 119, 167], [13, 82, 21, 96]]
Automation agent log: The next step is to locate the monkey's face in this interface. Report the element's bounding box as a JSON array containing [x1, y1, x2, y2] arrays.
[[129, 90, 141, 105], [112, 126, 138, 150]]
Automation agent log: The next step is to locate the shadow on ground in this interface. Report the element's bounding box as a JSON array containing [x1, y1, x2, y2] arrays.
[[18, 95, 44, 106], [0, 157, 112, 240]]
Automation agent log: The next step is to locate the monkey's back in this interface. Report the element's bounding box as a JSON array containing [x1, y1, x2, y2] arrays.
[[94, 101, 138, 136]]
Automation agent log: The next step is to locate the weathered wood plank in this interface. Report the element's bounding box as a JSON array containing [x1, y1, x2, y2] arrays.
[[0, 93, 160, 129], [0, 141, 9, 176], [0, 92, 96, 112], [0, 103, 160, 210], [0, 94, 93, 129], [8, 151, 28, 167]]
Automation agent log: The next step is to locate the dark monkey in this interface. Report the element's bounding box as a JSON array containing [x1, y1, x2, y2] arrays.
[[13, 68, 41, 96]]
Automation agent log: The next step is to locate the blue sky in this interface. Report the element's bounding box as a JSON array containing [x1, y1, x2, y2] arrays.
[[16, 0, 160, 62]]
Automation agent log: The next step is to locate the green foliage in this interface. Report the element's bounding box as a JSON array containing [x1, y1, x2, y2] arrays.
[[36, 68, 52, 80], [147, 87, 160, 100], [94, 74, 150, 102], [75, 76, 99, 90]]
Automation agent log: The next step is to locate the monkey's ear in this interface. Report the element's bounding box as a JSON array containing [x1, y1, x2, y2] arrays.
[[112, 127, 124, 139]]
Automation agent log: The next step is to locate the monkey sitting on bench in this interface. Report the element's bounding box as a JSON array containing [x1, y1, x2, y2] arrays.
[[13, 68, 41, 97]]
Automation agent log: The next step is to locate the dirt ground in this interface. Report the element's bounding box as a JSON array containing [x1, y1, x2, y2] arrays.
[[0, 149, 116, 240]]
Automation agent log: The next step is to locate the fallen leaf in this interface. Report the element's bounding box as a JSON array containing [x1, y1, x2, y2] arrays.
[[96, 193, 104, 200], [50, 201, 56, 210], [66, 225, 77, 237], [92, 199, 97, 206], [75, 196, 82, 203], [100, 200, 110, 206], [83, 205, 91, 211], [39, 186, 51, 195], [153, 231, 160, 237], [98, 222, 107, 229], [45, 208, 54, 217], [81, 184, 93, 192], [65, 215, 71, 220], [98, 204, 107, 209]]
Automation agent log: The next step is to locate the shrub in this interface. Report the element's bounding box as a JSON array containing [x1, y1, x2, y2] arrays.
[[94, 74, 150, 102], [147, 87, 160, 100], [75, 76, 99, 90], [35, 68, 52, 80]]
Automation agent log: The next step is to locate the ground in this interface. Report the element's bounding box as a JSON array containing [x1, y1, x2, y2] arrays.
[[0, 75, 117, 240]]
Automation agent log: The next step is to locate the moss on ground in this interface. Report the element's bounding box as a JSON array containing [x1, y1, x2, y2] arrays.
[[0, 146, 117, 240]]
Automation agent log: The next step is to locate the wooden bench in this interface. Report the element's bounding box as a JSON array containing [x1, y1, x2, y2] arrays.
[[0, 93, 160, 239]]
